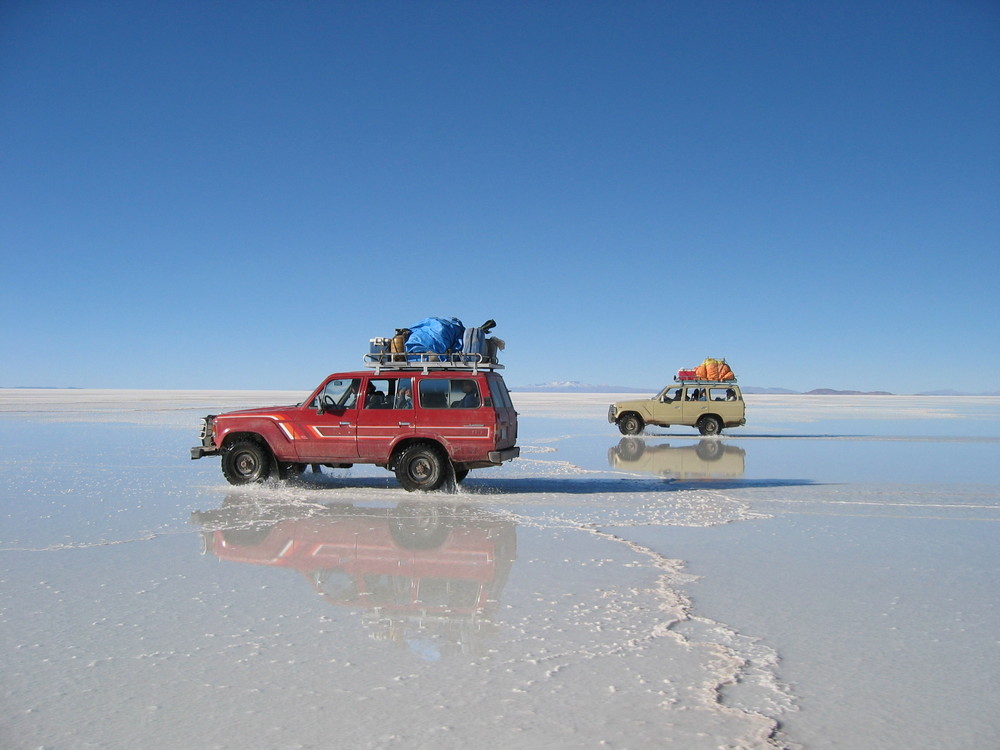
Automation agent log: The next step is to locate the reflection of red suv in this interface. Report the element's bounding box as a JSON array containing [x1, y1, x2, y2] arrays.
[[193, 501, 516, 618], [191, 362, 519, 491], [191, 500, 517, 653]]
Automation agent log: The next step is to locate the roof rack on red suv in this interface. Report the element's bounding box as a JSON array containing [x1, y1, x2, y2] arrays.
[[362, 351, 504, 374]]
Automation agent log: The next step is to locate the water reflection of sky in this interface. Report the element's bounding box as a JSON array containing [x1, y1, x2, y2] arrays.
[[735, 436, 1000, 484]]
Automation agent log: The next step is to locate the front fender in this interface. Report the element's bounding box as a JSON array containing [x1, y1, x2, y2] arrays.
[[216, 415, 297, 460]]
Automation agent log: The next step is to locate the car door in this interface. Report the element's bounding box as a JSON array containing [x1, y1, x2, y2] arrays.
[[295, 377, 361, 461], [650, 386, 683, 424], [707, 386, 742, 424], [414, 376, 492, 463], [356, 377, 416, 460], [680, 386, 711, 424]]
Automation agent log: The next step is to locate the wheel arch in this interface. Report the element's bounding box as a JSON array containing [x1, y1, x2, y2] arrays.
[[217, 420, 294, 460], [220, 430, 272, 453], [388, 436, 448, 469]]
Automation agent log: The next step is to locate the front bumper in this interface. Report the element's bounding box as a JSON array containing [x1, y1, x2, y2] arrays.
[[191, 415, 218, 460]]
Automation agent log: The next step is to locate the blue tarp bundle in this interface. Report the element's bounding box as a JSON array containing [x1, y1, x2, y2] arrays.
[[404, 317, 465, 355]]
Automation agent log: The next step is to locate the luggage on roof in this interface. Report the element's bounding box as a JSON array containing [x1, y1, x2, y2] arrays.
[[675, 358, 737, 382], [694, 358, 735, 381], [364, 317, 504, 373], [404, 317, 465, 357], [462, 319, 497, 362]]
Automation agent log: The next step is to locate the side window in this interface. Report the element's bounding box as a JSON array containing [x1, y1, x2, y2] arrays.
[[418, 379, 450, 409], [685, 387, 706, 401], [662, 387, 681, 402], [393, 378, 413, 409], [711, 387, 739, 402], [364, 379, 390, 409], [365, 378, 415, 409], [417, 379, 482, 408], [451, 379, 481, 409], [316, 378, 361, 410]]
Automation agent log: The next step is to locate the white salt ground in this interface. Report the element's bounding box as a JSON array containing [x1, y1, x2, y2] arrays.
[[1, 390, 997, 749]]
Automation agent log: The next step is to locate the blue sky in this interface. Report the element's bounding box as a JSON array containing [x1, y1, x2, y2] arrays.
[[2, 1, 998, 393]]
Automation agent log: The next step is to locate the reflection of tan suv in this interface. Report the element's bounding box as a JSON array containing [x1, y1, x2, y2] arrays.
[[608, 383, 746, 436], [608, 438, 745, 480]]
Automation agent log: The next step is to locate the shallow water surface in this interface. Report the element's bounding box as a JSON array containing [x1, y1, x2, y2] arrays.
[[1, 391, 997, 749]]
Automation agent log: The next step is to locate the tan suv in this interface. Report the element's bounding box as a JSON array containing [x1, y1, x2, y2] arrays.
[[608, 383, 746, 436]]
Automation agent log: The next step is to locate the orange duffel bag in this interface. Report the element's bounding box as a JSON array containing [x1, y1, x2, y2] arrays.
[[696, 357, 736, 381]]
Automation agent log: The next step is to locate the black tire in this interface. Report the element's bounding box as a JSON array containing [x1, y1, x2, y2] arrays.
[[697, 416, 723, 436], [221, 439, 272, 485], [617, 413, 644, 435], [394, 443, 448, 492]]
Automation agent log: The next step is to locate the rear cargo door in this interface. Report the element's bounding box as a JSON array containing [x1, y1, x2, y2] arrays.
[[486, 374, 517, 448]]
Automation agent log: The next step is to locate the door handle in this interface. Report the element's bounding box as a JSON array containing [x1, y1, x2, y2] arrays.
[[339, 421, 351, 426], [398, 421, 411, 426]]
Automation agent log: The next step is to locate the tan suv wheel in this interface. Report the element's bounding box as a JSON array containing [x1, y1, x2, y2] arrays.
[[697, 416, 722, 436], [617, 413, 644, 436]]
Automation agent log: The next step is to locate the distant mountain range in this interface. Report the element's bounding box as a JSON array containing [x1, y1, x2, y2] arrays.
[[512, 381, 1000, 396]]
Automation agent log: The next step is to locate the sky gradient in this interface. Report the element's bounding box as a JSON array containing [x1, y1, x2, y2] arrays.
[[2, 1, 998, 393]]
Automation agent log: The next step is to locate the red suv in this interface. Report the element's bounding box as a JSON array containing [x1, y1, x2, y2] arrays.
[[191, 361, 519, 491]]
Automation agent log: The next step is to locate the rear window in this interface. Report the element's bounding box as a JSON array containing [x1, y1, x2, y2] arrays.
[[487, 376, 514, 409]]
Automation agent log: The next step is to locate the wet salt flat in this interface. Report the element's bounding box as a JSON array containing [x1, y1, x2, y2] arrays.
[[1, 390, 998, 749]]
